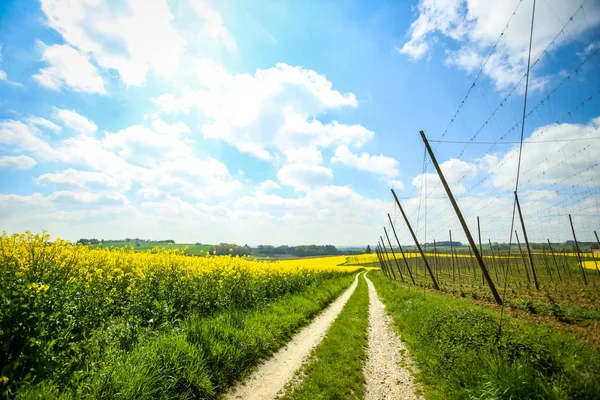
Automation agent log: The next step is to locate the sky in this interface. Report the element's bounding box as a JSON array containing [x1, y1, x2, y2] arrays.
[[0, 0, 599, 246]]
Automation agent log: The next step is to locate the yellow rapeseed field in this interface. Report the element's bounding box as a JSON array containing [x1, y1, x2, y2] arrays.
[[0, 231, 359, 393]]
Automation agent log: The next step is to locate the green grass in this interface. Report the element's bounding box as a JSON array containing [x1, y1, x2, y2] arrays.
[[91, 241, 213, 255], [12, 273, 359, 399], [280, 272, 369, 400], [369, 272, 600, 400]]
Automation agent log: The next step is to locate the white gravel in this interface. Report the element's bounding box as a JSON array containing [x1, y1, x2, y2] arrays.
[[364, 273, 423, 400], [225, 273, 361, 400]]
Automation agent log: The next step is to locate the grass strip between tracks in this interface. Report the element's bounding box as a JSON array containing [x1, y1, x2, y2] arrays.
[[369, 272, 600, 400], [12, 273, 359, 400], [280, 272, 369, 400]]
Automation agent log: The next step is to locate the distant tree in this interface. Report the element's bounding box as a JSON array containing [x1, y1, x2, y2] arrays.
[[365, 245, 372, 254]]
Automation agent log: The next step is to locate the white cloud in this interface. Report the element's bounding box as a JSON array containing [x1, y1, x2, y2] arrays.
[[26, 116, 61, 133], [277, 164, 334, 192], [0, 155, 37, 170], [154, 63, 368, 160], [40, 0, 185, 86], [49, 190, 127, 205], [36, 168, 131, 191], [258, 179, 280, 191], [389, 179, 405, 190], [399, 0, 600, 91], [331, 145, 400, 178], [0, 70, 6, 81], [283, 146, 323, 166], [411, 158, 480, 196], [33, 42, 105, 94], [52, 108, 97, 135], [491, 117, 600, 189], [189, 1, 238, 55]]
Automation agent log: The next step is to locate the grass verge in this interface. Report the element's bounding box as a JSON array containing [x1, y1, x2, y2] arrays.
[[369, 272, 600, 400], [10, 273, 359, 400], [279, 272, 369, 400]]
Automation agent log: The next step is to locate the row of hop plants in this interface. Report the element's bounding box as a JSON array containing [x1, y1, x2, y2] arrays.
[[0, 231, 354, 394]]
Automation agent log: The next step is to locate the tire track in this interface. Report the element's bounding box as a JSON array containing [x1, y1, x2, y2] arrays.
[[364, 273, 422, 400], [225, 273, 362, 400]]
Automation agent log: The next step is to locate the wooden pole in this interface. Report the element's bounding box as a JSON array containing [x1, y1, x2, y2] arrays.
[[378, 242, 391, 278], [419, 130, 502, 305], [542, 251, 553, 283], [514, 192, 539, 290], [433, 239, 440, 281], [375, 244, 388, 277], [488, 239, 499, 283], [477, 217, 484, 285], [593, 231, 600, 277], [388, 213, 416, 284], [450, 230, 456, 283], [384, 227, 405, 282], [391, 189, 440, 290], [380, 237, 397, 280], [568, 214, 587, 285], [515, 230, 531, 284], [547, 240, 562, 283]]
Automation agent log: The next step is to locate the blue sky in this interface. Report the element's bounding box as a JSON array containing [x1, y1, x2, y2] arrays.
[[0, 0, 599, 245]]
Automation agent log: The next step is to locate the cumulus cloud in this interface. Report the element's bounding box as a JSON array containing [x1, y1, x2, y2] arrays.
[[189, 1, 238, 55], [277, 164, 334, 192], [399, 0, 600, 91], [258, 180, 280, 191], [36, 168, 131, 191], [0, 155, 37, 170], [40, 0, 185, 86], [331, 145, 400, 178], [26, 116, 61, 133], [52, 108, 97, 135], [491, 117, 600, 189], [33, 42, 105, 94], [154, 63, 370, 160]]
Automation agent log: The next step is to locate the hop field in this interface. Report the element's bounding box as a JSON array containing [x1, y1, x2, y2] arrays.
[[0, 231, 359, 397]]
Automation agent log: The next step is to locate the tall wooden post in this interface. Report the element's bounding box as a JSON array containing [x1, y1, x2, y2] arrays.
[[515, 230, 531, 284], [488, 239, 499, 282], [378, 243, 392, 279], [547, 240, 562, 283], [419, 130, 502, 304], [387, 213, 416, 284], [375, 244, 388, 277], [384, 227, 405, 282], [391, 189, 440, 290], [380, 237, 397, 280], [541, 251, 553, 282], [514, 192, 539, 289], [593, 231, 600, 277], [477, 217, 485, 285], [568, 214, 587, 285], [433, 240, 440, 280], [450, 230, 456, 282]]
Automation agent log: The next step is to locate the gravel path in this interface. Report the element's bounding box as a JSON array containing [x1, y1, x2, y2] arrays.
[[225, 273, 361, 400], [364, 273, 422, 400]]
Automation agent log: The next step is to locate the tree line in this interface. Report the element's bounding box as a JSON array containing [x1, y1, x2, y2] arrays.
[[255, 244, 341, 257], [77, 238, 175, 245]]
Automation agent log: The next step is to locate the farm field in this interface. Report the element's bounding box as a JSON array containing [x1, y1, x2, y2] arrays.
[[0, 231, 360, 398], [2, 232, 600, 399], [355, 249, 600, 346], [90, 241, 213, 255]]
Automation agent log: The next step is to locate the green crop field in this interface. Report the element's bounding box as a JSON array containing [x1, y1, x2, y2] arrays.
[[91, 241, 213, 255]]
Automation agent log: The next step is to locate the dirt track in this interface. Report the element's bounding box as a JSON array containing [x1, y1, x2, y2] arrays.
[[364, 273, 422, 400], [225, 273, 361, 400]]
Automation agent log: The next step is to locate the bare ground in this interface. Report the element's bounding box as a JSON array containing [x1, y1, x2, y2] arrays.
[[225, 273, 361, 400], [364, 273, 423, 400]]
